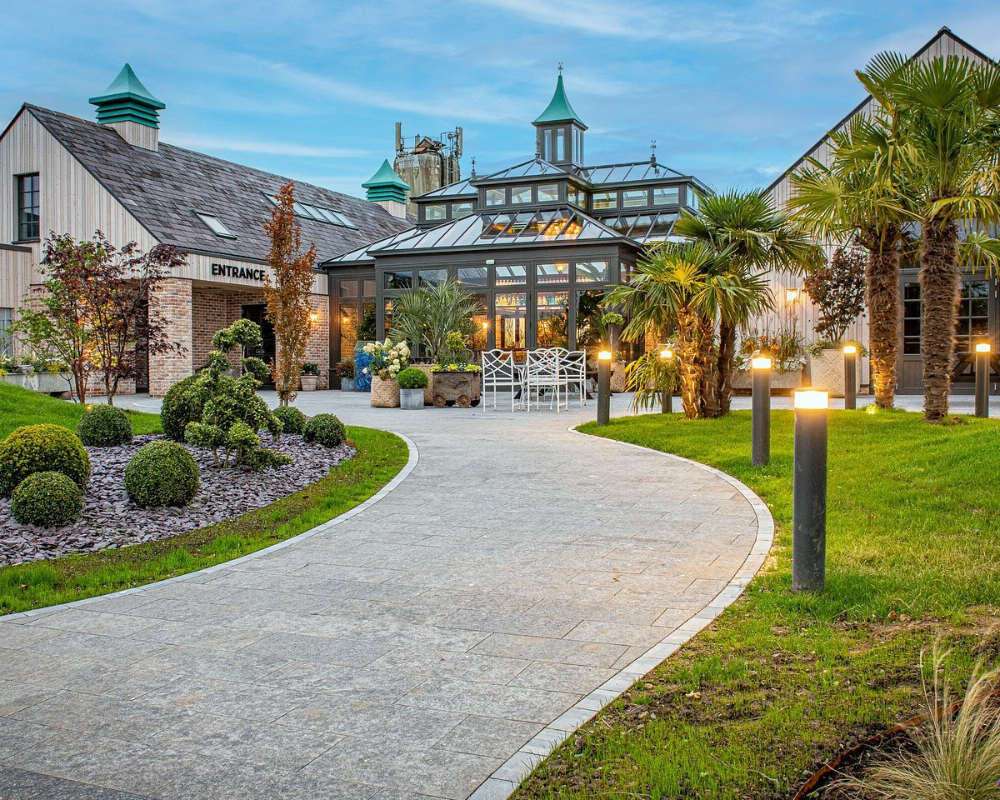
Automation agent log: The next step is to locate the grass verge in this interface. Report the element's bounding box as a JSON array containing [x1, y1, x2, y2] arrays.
[[0, 383, 163, 439], [0, 425, 408, 615], [515, 409, 1000, 800]]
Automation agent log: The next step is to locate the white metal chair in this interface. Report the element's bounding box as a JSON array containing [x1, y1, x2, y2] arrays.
[[481, 349, 524, 412], [561, 350, 588, 407], [524, 348, 568, 412]]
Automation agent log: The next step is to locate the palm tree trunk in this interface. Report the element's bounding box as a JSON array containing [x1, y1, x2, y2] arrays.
[[697, 317, 720, 418], [716, 320, 736, 415], [864, 229, 901, 409], [919, 216, 961, 422], [676, 308, 703, 419]]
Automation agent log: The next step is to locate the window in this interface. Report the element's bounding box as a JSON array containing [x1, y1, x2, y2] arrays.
[[687, 188, 700, 210], [262, 192, 355, 227], [537, 263, 570, 284], [419, 269, 448, 287], [903, 283, 921, 354], [622, 190, 648, 208], [495, 293, 527, 353], [451, 202, 474, 219], [652, 187, 679, 206], [574, 128, 584, 164], [362, 279, 376, 297], [486, 188, 505, 206], [511, 186, 532, 205], [544, 130, 553, 161], [194, 211, 237, 238], [383, 270, 413, 290], [16, 174, 39, 241], [456, 267, 488, 287], [576, 261, 609, 283], [0, 308, 12, 357], [339, 280, 359, 299], [593, 191, 617, 210], [425, 204, 447, 221], [495, 265, 526, 286], [537, 184, 559, 203], [555, 129, 566, 162], [536, 291, 569, 348], [567, 186, 586, 208]]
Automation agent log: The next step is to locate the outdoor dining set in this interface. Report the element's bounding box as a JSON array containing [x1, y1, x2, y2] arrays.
[[480, 348, 590, 413]]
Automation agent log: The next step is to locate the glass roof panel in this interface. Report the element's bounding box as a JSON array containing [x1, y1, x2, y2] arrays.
[[421, 179, 475, 198]]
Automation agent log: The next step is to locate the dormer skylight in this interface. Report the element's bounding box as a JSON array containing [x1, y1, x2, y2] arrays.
[[194, 212, 236, 238], [264, 193, 357, 228]]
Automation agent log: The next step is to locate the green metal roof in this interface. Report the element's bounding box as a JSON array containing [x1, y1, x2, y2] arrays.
[[363, 159, 410, 204], [533, 74, 586, 128], [89, 64, 165, 128]]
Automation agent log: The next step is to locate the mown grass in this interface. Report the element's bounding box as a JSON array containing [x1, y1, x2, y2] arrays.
[[0, 424, 408, 615], [0, 383, 163, 439], [515, 409, 1000, 800]]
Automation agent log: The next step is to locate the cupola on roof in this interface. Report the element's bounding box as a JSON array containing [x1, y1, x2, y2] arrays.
[[533, 73, 587, 130], [362, 159, 411, 204], [89, 63, 165, 129]]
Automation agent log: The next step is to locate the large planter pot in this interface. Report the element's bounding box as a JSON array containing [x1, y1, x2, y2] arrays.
[[370, 375, 400, 408], [808, 349, 859, 399], [1, 372, 73, 395], [300, 375, 319, 392], [431, 371, 481, 408], [731, 368, 804, 392], [340, 377, 355, 392], [399, 388, 424, 410]]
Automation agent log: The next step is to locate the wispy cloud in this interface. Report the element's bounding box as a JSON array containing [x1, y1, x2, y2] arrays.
[[167, 133, 368, 159]]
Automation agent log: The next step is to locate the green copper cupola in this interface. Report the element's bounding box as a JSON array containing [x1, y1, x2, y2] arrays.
[[533, 70, 587, 169], [363, 159, 410, 205], [89, 64, 165, 129]]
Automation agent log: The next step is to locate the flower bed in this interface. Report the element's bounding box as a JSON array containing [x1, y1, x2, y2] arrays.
[[0, 433, 354, 565]]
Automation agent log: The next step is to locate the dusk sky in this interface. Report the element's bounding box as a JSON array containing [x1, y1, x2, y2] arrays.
[[2, 1, 999, 199]]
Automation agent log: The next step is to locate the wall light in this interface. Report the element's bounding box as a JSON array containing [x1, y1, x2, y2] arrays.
[[309, 312, 319, 323], [785, 288, 800, 303], [482, 321, 489, 330]]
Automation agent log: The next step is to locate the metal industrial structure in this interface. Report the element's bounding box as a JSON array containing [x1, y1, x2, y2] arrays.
[[393, 123, 463, 215]]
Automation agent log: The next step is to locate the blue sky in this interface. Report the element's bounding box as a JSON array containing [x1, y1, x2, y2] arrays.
[[2, 1, 999, 198]]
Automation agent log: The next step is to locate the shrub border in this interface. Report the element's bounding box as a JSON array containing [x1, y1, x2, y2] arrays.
[[0, 432, 418, 622]]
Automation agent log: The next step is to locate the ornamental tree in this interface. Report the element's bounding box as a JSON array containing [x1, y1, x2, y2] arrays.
[[263, 182, 317, 406], [803, 245, 867, 344]]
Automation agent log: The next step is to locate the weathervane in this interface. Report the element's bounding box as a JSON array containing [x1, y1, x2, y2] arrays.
[[558, 61, 564, 75], [470, 156, 477, 179], [650, 139, 658, 168]]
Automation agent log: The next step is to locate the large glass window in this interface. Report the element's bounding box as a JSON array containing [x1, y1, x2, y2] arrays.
[[495, 292, 527, 354], [384, 300, 394, 339], [593, 191, 617, 210], [16, 174, 39, 241], [511, 186, 532, 205], [495, 265, 526, 286], [383, 270, 413, 290], [575, 290, 605, 352], [0, 308, 12, 358], [339, 280, 358, 299], [687, 188, 700, 210], [537, 184, 559, 203], [536, 291, 569, 348], [652, 187, 679, 206], [537, 263, 570, 284], [903, 283, 921, 355], [456, 267, 488, 287], [425, 204, 447, 221], [622, 190, 648, 208], [486, 188, 505, 206], [419, 269, 448, 287], [472, 298, 488, 352], [451, 202, 474, 219], [576, 261, 609, 283], [339, 306, 358, 362], [555, 129, 566, 162], [567, 186, 586, 208], [956, 281, 990, 355]]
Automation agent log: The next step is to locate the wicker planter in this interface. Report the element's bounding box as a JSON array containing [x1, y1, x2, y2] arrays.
[[808, 349, 859, 399], [413, 365, 436, 405], [300, 375, 319, 392], [731, 368, 804, 392], [370, 375, 400, 408], [431, 371, 481, 408], [400, 388, 424, 410], [340, 377, 355, 392]]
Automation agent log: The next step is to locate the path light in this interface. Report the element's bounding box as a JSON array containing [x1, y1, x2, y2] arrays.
[[976, 342, 991, 418], [659, 348, 674, 414], [751, 356, 772, 466], [792, 389, 828, 592], [597, 350, 612, 426], [843, 344, 857, 411]]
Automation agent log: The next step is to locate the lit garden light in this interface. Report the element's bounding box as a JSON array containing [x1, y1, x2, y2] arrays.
[[843, 344, 857, 410], [792, 388, 829, 593], [751, 356, 771, 466], [975, 342, 991, 418], [596, 350, 612, 426], [659, 347, 674, 414]]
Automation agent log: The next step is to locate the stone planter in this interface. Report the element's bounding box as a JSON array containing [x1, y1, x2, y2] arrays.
[[431, 371, 481, 408], [399, 388, 424, 410], [808, 349, 859, 399], [300, 375, 319, 392], [731, 368, 804, 392], [611, 361, 626, 393], [370, 375, 400, 408], [1, 372, 73, 395], [340, 377, 355, 392]]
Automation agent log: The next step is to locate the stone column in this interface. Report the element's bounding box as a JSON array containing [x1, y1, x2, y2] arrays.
[[148, 278, 193, 396]]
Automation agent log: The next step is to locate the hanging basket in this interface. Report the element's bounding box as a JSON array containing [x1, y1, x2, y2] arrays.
[[370, 375, 400, 408]]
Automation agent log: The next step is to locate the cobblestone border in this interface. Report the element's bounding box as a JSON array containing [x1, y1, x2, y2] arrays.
[[0, 432, 419, 622], [467, 427, 775, 800]]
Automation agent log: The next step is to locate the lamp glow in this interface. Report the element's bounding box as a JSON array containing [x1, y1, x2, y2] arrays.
[[785, 288, 800, 303], [794, 389, 828, 410], [659, 348, 674, 360], [843, 344, 857, 355], [482, 321, 489, 330], [751, 356, 772, 370], [598, 350, 613, 361], [977, 342, 991, 353], [309, 312, 319, 323]]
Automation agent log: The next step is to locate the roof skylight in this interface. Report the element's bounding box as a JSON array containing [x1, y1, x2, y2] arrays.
[[265, 193, 356, 228], [194, 212, 236, 238]]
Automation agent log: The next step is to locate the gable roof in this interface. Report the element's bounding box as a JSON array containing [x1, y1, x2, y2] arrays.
[[23, 105, 409, 263]]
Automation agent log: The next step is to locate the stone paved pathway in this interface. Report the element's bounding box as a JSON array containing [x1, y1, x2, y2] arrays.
[[0, 392, 770, 799]]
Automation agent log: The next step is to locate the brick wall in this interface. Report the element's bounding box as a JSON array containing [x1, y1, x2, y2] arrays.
[[304, 295, 330, 390], [148, 278, 193, 396]]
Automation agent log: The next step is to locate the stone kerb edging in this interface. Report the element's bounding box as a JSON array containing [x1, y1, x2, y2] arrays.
[[0, 432, 420, 622], [467, 426, 775, 800]]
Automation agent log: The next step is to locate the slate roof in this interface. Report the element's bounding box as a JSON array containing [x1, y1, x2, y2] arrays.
[[22, 104, 410, 263]]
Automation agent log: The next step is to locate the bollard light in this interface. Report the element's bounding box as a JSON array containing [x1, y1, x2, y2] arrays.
[[751, 356, 772, 466], [843, 344, 857, 410], [976, 342, 991, 418], [597, 350, 612, 426], [792, 389, 829, 592], [659, 348, 674, 414]]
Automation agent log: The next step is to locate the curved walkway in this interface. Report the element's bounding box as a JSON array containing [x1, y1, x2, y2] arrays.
[[0, 393, 771, 800]]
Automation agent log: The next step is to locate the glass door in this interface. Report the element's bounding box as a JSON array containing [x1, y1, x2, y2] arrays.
[[495, 292, 527, 361]]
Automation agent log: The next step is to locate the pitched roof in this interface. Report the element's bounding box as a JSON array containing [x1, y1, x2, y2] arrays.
[[533, 74, 586, 128], [23, 105, 410, 263]]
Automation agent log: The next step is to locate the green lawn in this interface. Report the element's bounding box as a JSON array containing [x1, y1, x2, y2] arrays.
[[515, 409, 1000, 800], [0, 383, 163, 439]]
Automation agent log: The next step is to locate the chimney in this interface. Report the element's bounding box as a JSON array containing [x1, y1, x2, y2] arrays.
[[362, 159, 410, 220], [89, 64, 165, 152]]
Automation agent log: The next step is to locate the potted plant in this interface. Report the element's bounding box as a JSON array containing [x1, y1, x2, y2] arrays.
[[803, 246, 866, 397], [397, 367, 428, 409], [428, 331, 482, 408], [732, 330, 806, 391], [336, 359, 356, 391], [300, 362, 320, 392], [362, 339, 410, 407]]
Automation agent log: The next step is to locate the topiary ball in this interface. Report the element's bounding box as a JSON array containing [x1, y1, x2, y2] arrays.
[[11, 471, 83, 528], [77, 404, 133, 447], [272, 406, 307, 436], [0, 424, 91, 497], [161, 375, 210, 442], [124, 441, 200, 507], [302, 413, 346, 448]]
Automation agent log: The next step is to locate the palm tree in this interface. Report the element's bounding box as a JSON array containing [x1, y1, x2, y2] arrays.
[[789, 114, 910, 409], [858, 52, 1000, 421], [605, 241, 770, 419], [390, 280, 482, 363], [674, 190, 820, 413]]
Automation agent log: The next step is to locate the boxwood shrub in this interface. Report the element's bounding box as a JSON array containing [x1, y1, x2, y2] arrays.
[[0, 424, 91, 497], [161, 375, 211, 442], [397, 367, 429, 390], [11, 471, 83, 528], [124, 441, 200, 507], [302, 413, 346, 448], [77, 404, 133, 447], [272, 406, 307, 436]]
